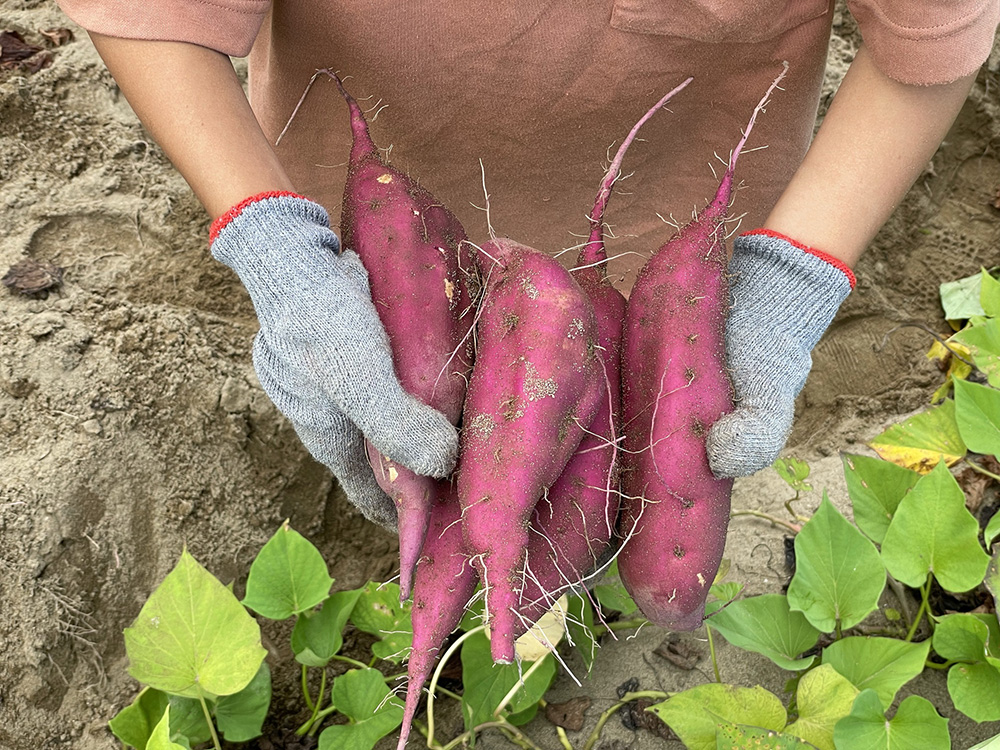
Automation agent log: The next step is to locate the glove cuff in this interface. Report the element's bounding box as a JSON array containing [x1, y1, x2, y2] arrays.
[[740, 229, 856, 290], [208, 192, 343, 314]]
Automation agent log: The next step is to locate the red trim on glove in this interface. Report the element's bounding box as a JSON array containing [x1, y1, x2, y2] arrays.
[[742, 228, 857, 289], [209, 190, 307, 244]]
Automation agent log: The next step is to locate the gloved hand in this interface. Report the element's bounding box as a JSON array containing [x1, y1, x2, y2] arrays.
[[707, 229, 855, 477], [210, 192, 460, 528]]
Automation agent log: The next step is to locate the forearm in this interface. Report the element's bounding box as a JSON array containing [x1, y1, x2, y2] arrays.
[[89, 33, 294, 220], [763, 44, 976, 267]]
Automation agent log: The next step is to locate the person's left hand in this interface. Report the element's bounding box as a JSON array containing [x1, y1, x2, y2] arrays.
[[706, 229, 855, 477]]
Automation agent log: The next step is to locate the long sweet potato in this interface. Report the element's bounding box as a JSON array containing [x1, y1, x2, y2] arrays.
[[458, 238, 602, 664], [333, 74, 475, 600], [618, 66, 787, 630]]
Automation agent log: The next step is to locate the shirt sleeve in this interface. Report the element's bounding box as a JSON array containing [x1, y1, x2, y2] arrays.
[[57, 0, 270, 58], [846, 0, 1000, 85]]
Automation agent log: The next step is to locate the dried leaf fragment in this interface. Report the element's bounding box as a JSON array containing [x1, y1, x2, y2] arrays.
[[3, 258, 64, 297], [0, 31, 51, 72], [544, 696, 591, 731], [39, 28, 73, 47]]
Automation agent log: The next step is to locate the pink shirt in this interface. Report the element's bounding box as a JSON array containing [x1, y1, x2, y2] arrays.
[[57, 0, 1000, 288]]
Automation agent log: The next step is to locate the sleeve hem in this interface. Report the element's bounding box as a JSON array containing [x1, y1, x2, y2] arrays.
[[57, 0, 270, 58]]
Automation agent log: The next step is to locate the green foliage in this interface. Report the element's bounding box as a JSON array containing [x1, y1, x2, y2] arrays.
[[242, 520, 333, 620], [954, 378, 1000, 458], [868, 399, 967, 471], [821, 638, 929, 710], [291, 589, 363, 667], [214, 663, 272, 741], [649, 684, 787, 750], [832, 690, 950, 750], [147, 707, 188, 750], [592, 559, 639, 616], [783, 665, 858, 750], [786, 496, 885, 632], [715, 724, 817, 748], [774, 457, 813, 493], [880, 462, 989, 592], [349, 581, 413, 663], [954, 318, 1000, 387], [459, 630, 556, 732], [316, 668, 404, 750], [123, 549, 266, 700], [707, 593, 821, 671], [840, 453, 919, 544]]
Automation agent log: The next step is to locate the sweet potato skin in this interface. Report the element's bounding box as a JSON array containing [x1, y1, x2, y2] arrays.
[[334, 75, 474, 600], [458, 238, 602, 663]]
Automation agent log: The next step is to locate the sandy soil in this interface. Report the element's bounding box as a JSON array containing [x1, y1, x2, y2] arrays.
[[1, 3, 998, 749]]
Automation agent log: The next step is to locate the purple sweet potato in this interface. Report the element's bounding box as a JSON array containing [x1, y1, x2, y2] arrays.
[[396, 484, 478, 750], [618, 66, 787, 630], [333, 74, 474, 600], [458, 238, 603, 663], [511, 81, 692, 633]]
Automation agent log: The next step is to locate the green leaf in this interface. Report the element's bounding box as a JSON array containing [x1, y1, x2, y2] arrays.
[[953, 378, 1000, 459], [841, 453, 920, 544], [940, 269, 993, 320], [982, 268, 1000, 318], [707, 594, 821, 671], [869, 399, 967, 472], [947, 662, 1000, 722], [716, 723, 819, 748], [566, 593, 598, 675], [460, 630, 556, 732], [774, 457, 813, 492], [317, 668, 404, 750], [969, 732, 1000, 749], [350, 581, 413, 664], [242, 521, 333, 620], [985, 544, 1000, 614], [880, 462, 989, 592], [593, 559, 639, 616], [458, 590, 485, 631], [147, 707, 188, 750], [833, 690, 950, 750], [933, 613, 989, 663], [986, 513, 1000, 550], [214, 662, 271, 742], [124, 549, 266, 699], [705, 581, 744, 618], [822, 637, 929, 710], [109, 688, 169, 749], [292, 589, 362, 667], [648, 683, 786, 750], [164, 695, 212, 746], [784, 664, 860, 750], [786, 496, 885, 632], [954, 318, 1000, 388]]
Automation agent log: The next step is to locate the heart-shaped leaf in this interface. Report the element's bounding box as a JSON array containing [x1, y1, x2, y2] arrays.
[[292, 589, 363, 667], [707, 594, 821, 671], [109, 688, 169, 750], [242, 521, 333, 620], [954, 318, 1000, 388], [933, 613, 990, 663], [124, 549, 266, 699], [784, 664, 859, 750], [947, 662, 1000, 722], [215, 662, 271, 742], [349, 581, 412, 663], [869, 399, 966, 472], [953, 378, 1000, 459], [822, 637, 929, 710], [317, 668, 404, 750], [880, 462, 989, 593], [832, 690, 949, 750], [786, 496, 885, 632], [648, 683, 786, 750], [841, 454, 919, 544]]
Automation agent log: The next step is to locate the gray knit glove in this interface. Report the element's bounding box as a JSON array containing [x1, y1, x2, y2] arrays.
[[210, 192, 460, 528], [707, 230, 854, 477]]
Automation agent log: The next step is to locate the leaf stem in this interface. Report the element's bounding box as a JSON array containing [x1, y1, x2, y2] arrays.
[[301, 664, 314, 712], [296, 668, 329, 736], [730, 509, 801, 534], [330, 653, 371, 670], [427, 626, 484, 749], [966, 458, 1000, 483], [196, 690, 222, 750], [925, 659, 956, 670], [706, 624, 721, 683], [582, 691, 670, 750], [494, 656, 549, 718], [556, 724, 573, 750], [905, 577, 933, 642]]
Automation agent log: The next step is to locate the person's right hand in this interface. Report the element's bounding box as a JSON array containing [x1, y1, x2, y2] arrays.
[[210, 192, 460, 529]]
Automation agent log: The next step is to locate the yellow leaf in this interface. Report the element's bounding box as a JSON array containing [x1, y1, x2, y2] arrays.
[[869, 400, 967, 474]]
